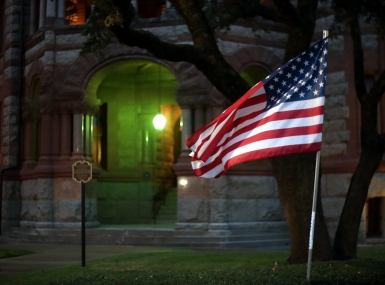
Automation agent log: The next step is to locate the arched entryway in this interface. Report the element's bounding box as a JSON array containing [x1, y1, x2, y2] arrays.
[[85, 59, 181, 225]]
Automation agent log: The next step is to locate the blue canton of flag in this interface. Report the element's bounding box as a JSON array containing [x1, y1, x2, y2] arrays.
[[263, 39, 328, 110]]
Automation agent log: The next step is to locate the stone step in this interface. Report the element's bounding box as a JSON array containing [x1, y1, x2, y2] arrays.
[[2, 226, 291, 249]]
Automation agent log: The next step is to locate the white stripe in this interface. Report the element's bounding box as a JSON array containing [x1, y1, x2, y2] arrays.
[[249, 85, 266, 98], [192, 133, 322, 177], [189, 109, 235, 156], [216, 97, 323, 148], [225, 115, 323, 149], [196, 110, 235, 158]]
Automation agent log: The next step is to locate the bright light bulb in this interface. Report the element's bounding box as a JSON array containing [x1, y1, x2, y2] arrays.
[[179, 178, 188, 186], [153, 114, 166, 131]]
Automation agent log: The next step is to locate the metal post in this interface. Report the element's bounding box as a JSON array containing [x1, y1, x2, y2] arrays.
[[81, 181, 86, 267], [306, 29, 329, 283], [306, 151, 320, 281]]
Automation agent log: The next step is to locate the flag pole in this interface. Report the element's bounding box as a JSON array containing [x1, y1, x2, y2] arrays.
[[306, 29, 328, 282]]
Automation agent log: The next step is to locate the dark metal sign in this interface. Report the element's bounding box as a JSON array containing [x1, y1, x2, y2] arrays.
[[72, 160, 92, 183]]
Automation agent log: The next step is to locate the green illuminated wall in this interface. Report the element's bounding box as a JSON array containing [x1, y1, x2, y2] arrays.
[[89, 60, 180, 224]]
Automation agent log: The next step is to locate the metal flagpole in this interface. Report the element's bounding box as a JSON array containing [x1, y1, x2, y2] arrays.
[[306, 29, 328, 282]]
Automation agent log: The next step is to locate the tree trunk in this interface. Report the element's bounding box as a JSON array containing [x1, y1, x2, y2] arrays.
[[271, 152, 333, 263], [333, 142, 384, 259], [333, 6, 385, 259]]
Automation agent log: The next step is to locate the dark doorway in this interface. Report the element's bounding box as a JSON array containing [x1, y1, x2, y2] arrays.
[[367, 197, 383, 237]]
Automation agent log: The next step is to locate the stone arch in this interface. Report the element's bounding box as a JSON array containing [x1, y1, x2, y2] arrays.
[[25, 60, 45, 98], [62, 42, 211, 104], [226, 45, 282, 75]]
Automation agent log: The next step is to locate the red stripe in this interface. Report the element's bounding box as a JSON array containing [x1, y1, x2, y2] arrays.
[[209, 106, 324, 152], [191, 125, 322, 177], [192, 142, 322, 178]]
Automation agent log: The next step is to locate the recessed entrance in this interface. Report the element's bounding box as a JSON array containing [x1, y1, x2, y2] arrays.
[[85, 59, 181, 225]]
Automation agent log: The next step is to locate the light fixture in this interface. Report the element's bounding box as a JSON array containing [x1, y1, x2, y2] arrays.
[[179, 178, 188, 186], [153, 64, 167, 131], [153, 113, 166, 131]]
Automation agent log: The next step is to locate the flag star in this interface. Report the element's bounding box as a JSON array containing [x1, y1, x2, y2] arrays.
[[306, 73, 310, 77], [314, 44, 318, 48], [309, 52, 314, 57], [294, 87, 299, 92], [279, 70, 283, 75], [311, 64, 316, 70], [313, 77, 318, 83], [269, 85, 274, 90], [299, 92, 305, 98], [301, 81, 306, 86], [271, 96, 276, 101], [323, 62, 327, 67], [286, 94, 292, 99], [273, 77, 279, 82], [319, 57, 323, 62], [294, 77, 299, 81], [277, 88, 281, 93], [313, 90, 318, 96], [286, 72, 292, 78], [296, 57, 301, 62], [291, 65, 296, 71], [319, 70, 324, 75], [282, 80, 287, 86], [299, 69, 304, 74], [304, 61, 309, 66], [307, 85, 312, 91], [323, 49, 328, 55], [319, 82, 324, 87]]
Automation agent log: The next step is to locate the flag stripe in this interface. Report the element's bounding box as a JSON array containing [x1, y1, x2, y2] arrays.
[[191, 125, 322, 176], [187, 38, 329, 178]]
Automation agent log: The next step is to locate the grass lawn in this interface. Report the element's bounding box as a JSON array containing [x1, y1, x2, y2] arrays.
[[0, 246, 384, 285], [0, 248, 34, 259]]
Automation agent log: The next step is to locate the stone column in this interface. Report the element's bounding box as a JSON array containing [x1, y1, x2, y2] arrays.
[[39, 0, 46, 28], [59, 109, 72, 160], [21, 102, 40, 167], [138, 114, 155, 165], [57, 0, 65, 21], [72, 113, 85, 160], [37, 93, 54, 164], [29, 0, 37, 35], [181, 108, 193, 151], [51, 110, 61, 160], [193, 106, 205, 132]]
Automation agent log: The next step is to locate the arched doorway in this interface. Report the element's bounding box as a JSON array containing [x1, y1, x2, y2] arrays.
[[86, 59, 181, 225]]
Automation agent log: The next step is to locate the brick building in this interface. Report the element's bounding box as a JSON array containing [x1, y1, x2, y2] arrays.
[[0, 0, 384, 246]]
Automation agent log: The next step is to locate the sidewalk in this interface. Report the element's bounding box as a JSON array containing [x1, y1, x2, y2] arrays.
[[0, 242, 137, 276]]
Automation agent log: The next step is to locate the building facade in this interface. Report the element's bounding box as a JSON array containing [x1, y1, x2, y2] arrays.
[[0, 0, 384, 246]]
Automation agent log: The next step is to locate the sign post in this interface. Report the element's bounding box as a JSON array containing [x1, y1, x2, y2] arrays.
[[72, 160, 92, 267]]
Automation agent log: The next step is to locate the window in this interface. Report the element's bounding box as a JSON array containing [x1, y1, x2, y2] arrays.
[[65, 0, 92, 25], [366, 197, 383, 238], [137, 0, 166, 18]]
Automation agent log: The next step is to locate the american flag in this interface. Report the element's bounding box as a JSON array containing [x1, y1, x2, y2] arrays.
[[186, 38, 329, 178]]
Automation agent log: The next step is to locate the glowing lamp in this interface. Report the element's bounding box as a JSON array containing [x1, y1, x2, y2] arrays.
[[153, 114, 166, 130]]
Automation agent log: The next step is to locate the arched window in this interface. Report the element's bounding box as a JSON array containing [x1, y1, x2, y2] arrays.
[[65, 0, 92, 25], [137, 0, 166, 19]]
